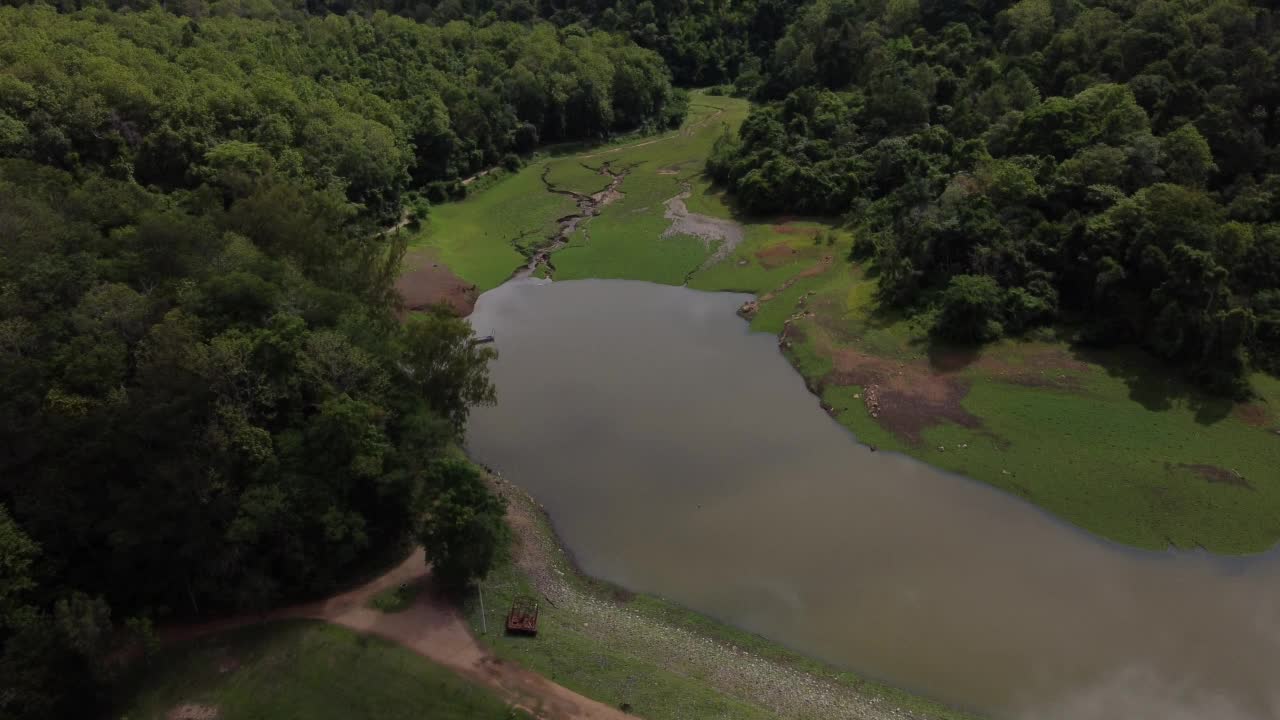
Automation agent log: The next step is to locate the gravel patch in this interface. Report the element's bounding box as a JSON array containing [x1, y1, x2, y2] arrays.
[[662, 183, 745, 273]]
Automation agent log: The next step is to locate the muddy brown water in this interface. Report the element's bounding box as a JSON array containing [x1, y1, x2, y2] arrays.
[[466, 278, 1280, 720]]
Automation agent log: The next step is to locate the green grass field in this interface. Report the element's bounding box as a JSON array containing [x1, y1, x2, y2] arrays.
[[554, 98, 746, 283], [409, 93, 753, 290], [673, 177, 1280, 553], [120, 621, 525, 720], [410, 165, 572, 291]]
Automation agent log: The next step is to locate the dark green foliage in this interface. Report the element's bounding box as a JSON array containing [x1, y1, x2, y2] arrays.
[[0, 3, 648, 713], [0, 152, 506, 715], [0, 4, 682, 222], [319, 0, 808, 87], [935, 274, 1005, 343], [418, 460, 509, 589], [400, 313, 499, 431], [711, 0, 1280, 391]]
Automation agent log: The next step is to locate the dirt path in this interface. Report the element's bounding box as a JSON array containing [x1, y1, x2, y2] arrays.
[[161, 550, 633, 720]]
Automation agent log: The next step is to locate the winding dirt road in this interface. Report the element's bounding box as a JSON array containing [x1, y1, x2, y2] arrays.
[[162, 550, 632, 720]]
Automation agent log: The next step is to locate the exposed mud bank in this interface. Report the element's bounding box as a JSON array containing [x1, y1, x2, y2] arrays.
[[661, 182, 745, 282]]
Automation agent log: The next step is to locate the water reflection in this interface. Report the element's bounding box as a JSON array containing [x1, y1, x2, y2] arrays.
[[467, 278, 1280, 719]]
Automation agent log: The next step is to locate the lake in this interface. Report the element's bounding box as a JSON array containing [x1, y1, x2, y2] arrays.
[[467, 277, 1280, 720]]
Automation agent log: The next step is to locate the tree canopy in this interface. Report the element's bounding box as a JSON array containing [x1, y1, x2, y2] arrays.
[[0, 3, 684, 215], [0, 1, 686, 715], [709, 0, 1280, 394]]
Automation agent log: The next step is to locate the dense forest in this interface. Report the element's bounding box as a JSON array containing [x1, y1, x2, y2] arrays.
[[0, 3, 680, 718], [5, 0, 1280, 716], [305, 0, 808, 86], [0, 2, 685, 210], [709, 0, 1280, 393]]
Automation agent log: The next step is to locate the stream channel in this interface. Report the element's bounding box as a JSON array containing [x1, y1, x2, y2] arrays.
[[466, 277, 1280, 720]]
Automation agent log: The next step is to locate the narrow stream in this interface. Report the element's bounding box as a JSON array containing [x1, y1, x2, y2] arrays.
[[466, 278, 1280, 720]]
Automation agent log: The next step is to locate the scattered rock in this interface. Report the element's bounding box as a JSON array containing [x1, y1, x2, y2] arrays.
[[863, 384, 882, 419]]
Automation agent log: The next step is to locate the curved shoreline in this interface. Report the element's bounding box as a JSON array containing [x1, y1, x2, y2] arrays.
[[468, 466, 980, 720]]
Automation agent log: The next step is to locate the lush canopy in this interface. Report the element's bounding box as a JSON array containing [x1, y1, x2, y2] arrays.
[[0, 2, 684, 717], [709, 0, 1280, 393]]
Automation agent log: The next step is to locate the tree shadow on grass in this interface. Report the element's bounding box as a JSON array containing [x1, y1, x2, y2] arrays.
[[925, 340, 982, 373], [1070, 344, 1233, 425]]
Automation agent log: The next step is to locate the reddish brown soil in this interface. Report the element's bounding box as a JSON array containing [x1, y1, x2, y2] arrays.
[[396, 249, 477, 317], [771, 224, 820, 236], [754, 243, 801, 269], [1177, 463, 1253, 490], [1234, 402, 1272, 428], [796, 325, 981, 444], [796, 255, 835, 278], [970, 346, 1092, 390]]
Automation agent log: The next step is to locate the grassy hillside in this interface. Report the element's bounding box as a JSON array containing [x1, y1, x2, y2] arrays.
[[120, 621, 525, 720]]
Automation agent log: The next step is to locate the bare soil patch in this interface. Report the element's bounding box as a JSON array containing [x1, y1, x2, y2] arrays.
[[1234, 402, 1272, 428], [656, 162, 690, 176], [976, 349, 1090, 390], [396, 249, 478, 317], [1176, 463, 1253, 490], [755, 243, 800, 269], [797, 255, 835, 278], [799, 325, 982, 444], [771, 224, 820, 236], [931, 345, 1090, 391], [591, 186, 625, 207]]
